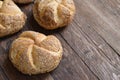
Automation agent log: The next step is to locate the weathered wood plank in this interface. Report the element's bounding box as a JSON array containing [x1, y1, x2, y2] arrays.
[[0, 64, 8, 80], [51, 34, 98, 80], [59, 0, 120, 78], [73, 0, 120, 69], [60, 21, 120, 80], [75, 0, 120, 55]]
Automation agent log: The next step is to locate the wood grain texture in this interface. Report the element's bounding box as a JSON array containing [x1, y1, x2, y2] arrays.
[[51, 34, 98, 80], [0, 0, 120, 80], [75, 0, 120, 55], [59, 0, 120, 80]]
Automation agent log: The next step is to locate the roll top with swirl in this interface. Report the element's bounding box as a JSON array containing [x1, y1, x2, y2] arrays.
[[9, 31, 63, 75], [33, 0, 76, 30]]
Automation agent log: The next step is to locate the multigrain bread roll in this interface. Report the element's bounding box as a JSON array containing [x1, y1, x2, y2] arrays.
[[0, 0, 26, 37], [9, 31, 63, 75], [33, 0, 76, 30], [13, 0, 34, 4]]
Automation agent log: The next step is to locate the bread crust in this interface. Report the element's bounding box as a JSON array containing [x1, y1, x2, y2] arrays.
[[33, 0, 76, 30], [0, 0, 26, 37], [0, 1, 2, 8], [9, 31, 63, 75]]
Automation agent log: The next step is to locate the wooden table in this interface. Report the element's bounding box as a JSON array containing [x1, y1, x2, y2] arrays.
[[0, 0, 120, 80]]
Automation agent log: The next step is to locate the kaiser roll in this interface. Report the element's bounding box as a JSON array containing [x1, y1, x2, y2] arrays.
[[33, 0, 76, 30], [9, 31, 63, 75], [0, 0, 26, 37]]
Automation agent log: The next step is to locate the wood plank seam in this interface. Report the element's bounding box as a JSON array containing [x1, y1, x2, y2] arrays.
[[0, 65, 9, 80], [59, 19, 120, 79], [74, 20, 120, 63], [51, 34, 98, 80], [99, 35, 120, 57], [80, 0, 120, 56], [58, 33, 100, 80], [76, 23, 120, 70]]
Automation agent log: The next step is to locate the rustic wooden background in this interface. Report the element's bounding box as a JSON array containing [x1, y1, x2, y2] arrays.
[[0, 0, 120, 80]]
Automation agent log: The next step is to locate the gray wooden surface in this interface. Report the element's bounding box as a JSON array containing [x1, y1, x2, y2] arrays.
[[0, 0, 120, 80]]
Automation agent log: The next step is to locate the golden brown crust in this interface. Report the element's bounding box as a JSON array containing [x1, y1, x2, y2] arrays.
[[13, 0, 34, 4], [9, 31, 63, 75], [0, 1, 2, 8], [0, 0, 26, 37], [33, 0, 76, 30]]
